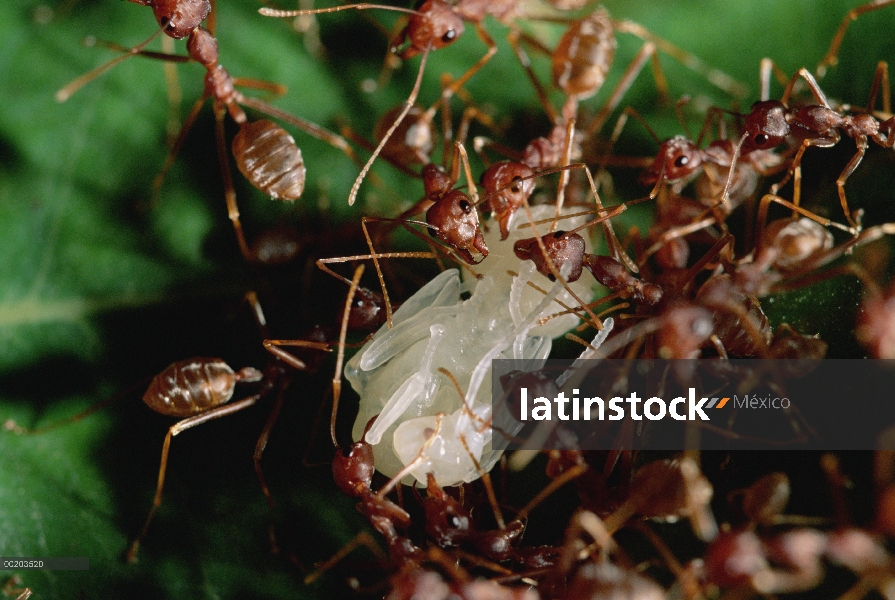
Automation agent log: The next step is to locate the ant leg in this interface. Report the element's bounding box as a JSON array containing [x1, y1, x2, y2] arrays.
[[867, 60, 891, 114], [239, 96, 364, 169], [212, 100, 253, 261], [817, 0, 895, 77], [434, 23, 498, 109], [772, 262, 879, 296], [55, 28, 163, 102], [1, 577, 32, 600], [161, 36, 182, 146], [126, 394, 261, 563], [329, 265, 366, 447], [231, 77, 287, 97], [614, 18, 748, 98], [591, 107, 659, 196], [768, 137, 837, 205], [781, 67, 831, 108], [4, 379, 148, 435], [243, 291, 287, 554], [759, 57, 792, 102], [637, 215, 718, 268], [835, 137, 869, 232], [506, 29, 559, 123], [551, 119, 577, 226], [254, 386, 287, 554], [437, 73, 489, 166], [207, 0, 217, 35], [455, 105, 498, 152], [586, 41, 656, 137], [316, 217, 436, 328], [153, 92, 211, 201], [514, 463, 588, 522], [472, 136, 524, 165], [754, 193, 853, 253], [302, 532, 387, 585], [448, 141, 479, 204]]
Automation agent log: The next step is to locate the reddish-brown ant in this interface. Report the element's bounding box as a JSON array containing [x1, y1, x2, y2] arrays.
[[742, 66, 894, 231], [122, 356, 279, 562], [56, 0, 363, 261], [513, 231, 663, 308]]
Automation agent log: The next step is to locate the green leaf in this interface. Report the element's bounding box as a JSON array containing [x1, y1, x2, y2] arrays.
[[1, 0, 893, 597]]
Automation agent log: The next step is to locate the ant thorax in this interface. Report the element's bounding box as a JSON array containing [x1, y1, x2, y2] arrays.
[[345, 206, 596, 487]]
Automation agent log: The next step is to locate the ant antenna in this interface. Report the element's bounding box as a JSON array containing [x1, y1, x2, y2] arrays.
[[348, 45, 432, 205], [331, 264, 365, 447]]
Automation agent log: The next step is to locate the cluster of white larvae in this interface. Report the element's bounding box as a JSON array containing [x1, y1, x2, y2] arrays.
[[346, 205, 612, 486]]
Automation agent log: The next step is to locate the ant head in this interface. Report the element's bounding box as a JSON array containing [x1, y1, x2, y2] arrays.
[[332, 441, 375, 498], [744, 100, 789, 151], [426, 190, 488, 264], [150, 0, 210, 39], [513, 231, 585, 283], [394, 0, 465, 59], [480, 161, 536, 240], [640, 136, 703, 185], [347, 287, 388, 332], [423, 473, 472, 546]]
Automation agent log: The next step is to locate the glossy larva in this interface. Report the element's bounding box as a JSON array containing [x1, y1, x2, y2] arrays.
[[345, 206, 603, 486]]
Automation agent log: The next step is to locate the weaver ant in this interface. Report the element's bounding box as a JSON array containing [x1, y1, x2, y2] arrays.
[[56, 0, 362, 262], [741, 66, 894, 231]]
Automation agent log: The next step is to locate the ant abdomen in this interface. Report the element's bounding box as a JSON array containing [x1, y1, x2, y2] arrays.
[[552, 9, 616, 100], [143, 358, 263, 417], [232, 120, 306, 201]]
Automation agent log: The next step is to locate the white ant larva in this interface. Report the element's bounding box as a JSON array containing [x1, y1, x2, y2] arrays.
[[345, 205, 603, 486]]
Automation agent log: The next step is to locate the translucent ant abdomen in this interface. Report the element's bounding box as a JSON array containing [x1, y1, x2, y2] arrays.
[[232, 120, 306, 201]]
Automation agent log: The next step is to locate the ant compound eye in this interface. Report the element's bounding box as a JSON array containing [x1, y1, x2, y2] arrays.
[[449, 515, 462, 528], [510, 176, 522, 193], [428, 227, 438, 238], [674, 155, 689, 168], [459, 200, 471, 213], [754, 134, 768, 146], [160, 16, 170, 26], [441, 29, 457, 43], [553, 231, 566, 239]]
